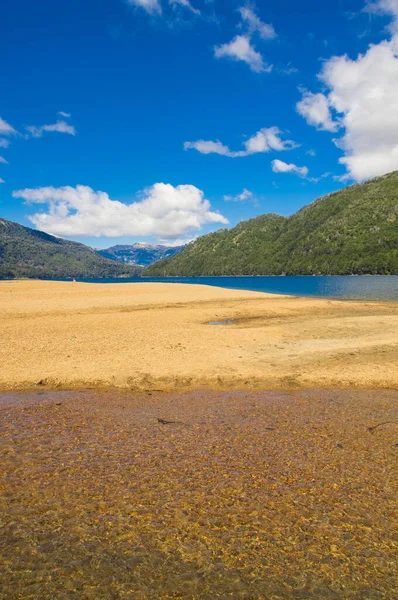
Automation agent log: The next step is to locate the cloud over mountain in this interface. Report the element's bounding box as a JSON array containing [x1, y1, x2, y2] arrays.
[[13, 183, 229, 239]]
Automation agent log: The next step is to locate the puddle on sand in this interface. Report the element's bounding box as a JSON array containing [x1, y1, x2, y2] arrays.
[[208, 319, 236, 325]]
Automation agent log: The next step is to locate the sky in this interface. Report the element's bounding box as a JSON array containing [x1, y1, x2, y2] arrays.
[[1, 0, 398, 248]]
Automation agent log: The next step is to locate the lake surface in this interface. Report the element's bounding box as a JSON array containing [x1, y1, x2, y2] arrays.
[[69, 275, 398, 301]]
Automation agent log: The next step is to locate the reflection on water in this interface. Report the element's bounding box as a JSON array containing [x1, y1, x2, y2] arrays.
[[69, 275, 398, 301], [208, 319, 236, 326]]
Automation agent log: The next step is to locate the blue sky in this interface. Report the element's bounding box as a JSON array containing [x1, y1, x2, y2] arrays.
[[1, 0, 398, 248]]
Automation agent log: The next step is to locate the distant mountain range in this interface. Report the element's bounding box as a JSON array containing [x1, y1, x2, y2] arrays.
[[3, 171, 398, 280], [97, 243, 186, 267], [0, 218, 142, 279], [146, 171, 398, 276]]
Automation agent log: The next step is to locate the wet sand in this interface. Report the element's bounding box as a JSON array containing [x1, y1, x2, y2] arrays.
[[1, 388, 397, 599], [1, 280, 398, 392]]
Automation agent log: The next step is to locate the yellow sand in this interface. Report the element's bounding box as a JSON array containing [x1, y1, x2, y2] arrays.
[[1, 279, 397, 391]]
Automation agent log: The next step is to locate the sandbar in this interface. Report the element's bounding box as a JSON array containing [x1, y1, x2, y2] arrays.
[[1, 279, 397, 391]]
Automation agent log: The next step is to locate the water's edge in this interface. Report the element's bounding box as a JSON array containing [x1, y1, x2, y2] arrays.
[[11, 274, 398, 301]]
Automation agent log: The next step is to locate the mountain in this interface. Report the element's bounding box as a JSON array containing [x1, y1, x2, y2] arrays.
[[0, 218, 143, 279], [97, 243, 186, 267], [146, 172, 398, 276]]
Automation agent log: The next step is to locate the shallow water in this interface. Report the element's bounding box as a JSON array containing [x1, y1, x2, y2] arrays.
[[63, 275, 398, 301], [1, 389, 397, 599]]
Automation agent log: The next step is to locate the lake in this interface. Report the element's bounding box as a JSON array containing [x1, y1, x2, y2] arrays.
[[71, 275, 398, 301]]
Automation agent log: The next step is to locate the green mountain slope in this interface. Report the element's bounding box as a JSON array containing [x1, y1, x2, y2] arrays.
[[0, 218, 142, 279], [146, 172, 398, 276]]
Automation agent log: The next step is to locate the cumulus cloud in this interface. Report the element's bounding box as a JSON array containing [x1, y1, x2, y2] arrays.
[[296, 90, 339, 132], [224, 188, 254, 202], [0, 156, 9, 164], [169, 0, 200, 15], [184, 127, 298, 157], [214, 35, 271, 72], [238, 6, 276, 39], [57, 111, 71, 118], [13, 183, 229, 239], [0, 117, 16, 136], [297, 1, 398, 180], [271, 159, 309, 177], [126, 0, 162, 14], [26, 120, 76, 138], [0, 139, 10, 148], [0, 178, 5, 184]]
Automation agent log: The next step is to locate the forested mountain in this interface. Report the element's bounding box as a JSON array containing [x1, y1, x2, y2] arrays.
[[146, 172, 398, 276], [0, 218, 142, 279], [97, 243, 186, 267]]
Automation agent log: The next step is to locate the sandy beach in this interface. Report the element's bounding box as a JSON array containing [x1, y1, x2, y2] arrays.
[[1, 283, 397, 598], [1, 279, 398, 392]]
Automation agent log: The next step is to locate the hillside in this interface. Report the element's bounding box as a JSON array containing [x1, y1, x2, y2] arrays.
[[0, 218, 142, 279], [146, 172, 398, 276], [97, 243, 186, 267]]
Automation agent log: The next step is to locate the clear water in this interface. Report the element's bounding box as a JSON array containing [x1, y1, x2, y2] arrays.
[[67, 275, 398, 301]]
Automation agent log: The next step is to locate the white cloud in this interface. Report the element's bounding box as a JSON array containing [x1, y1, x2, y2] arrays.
[[297, 1, 398, 181], [126, 0, 162, 14], [184, 140, 234, 156], [244, 127, 298, 153], [306, 149, 316, 156], [184, 126, 298, 157], [214, 35, 271, 73], [158, 236, 195, 246], [58, 111, 71, 118], [26, 120, 76, 138], [364, 0, 398, 34], [0, 156, 9, 164], [0, 178, 5, 184], [238, 6, 276, 40], [224, 188, 254, 202], [0, 117, 16, 136], [169, 0, 200, 15], [296, 90, 339, 132], [13, 183, 229, 239], [322, 42, 398, 180], [271, 159, 309, 177], [0, 139, 10, 148]]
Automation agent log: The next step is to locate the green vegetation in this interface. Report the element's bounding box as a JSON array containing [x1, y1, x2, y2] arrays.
[[146, 172, 398, 276], [0, 218, 142, 279]]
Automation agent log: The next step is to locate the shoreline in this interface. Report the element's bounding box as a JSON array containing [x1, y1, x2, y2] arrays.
[[2, 379, 398, 394], [1, 280, 398, 393]]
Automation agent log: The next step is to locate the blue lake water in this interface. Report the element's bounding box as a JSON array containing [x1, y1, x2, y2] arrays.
[[70, 275, 398, 301]]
